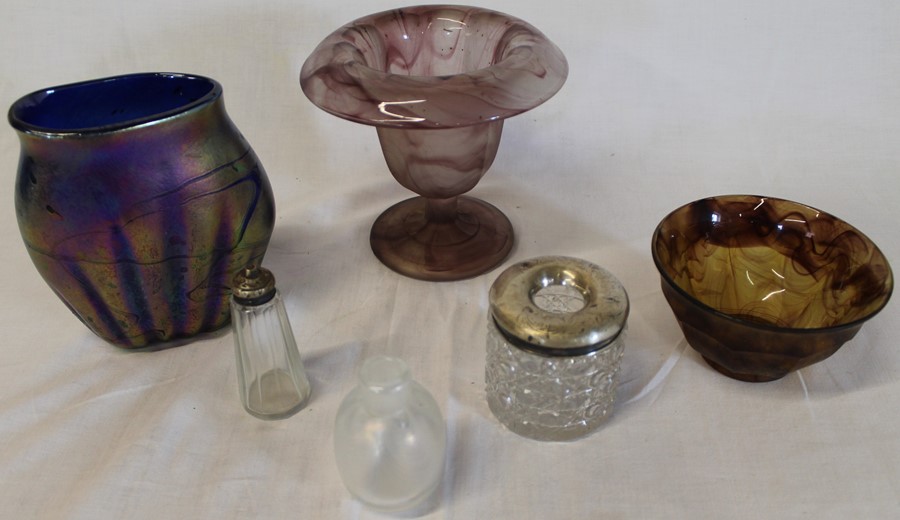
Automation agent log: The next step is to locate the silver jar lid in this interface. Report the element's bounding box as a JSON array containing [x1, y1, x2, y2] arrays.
[[489, 256, 629, 356], [231, 265, 276, 305]]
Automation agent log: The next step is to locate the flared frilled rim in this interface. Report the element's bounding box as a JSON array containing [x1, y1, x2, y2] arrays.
[[650, 194, 894, 335], [300, 5, 568, 129], [8, 72, 221, 137]]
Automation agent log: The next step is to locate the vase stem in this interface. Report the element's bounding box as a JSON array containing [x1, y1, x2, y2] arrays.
[[425, 197, 458, 223]]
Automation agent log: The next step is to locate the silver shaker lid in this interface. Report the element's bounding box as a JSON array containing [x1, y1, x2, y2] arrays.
[[231, 265, 276, 305]]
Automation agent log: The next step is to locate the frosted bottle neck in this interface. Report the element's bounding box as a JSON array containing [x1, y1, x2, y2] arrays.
[[358, 357, 412, 415]]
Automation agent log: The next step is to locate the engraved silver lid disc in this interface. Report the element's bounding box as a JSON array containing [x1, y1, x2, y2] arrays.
[[489, 256, 629, 356]]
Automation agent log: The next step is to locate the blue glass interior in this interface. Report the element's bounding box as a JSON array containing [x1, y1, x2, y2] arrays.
[[11, 74, 216, 132]]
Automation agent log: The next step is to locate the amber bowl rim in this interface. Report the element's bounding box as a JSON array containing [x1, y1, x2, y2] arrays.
[[651, 194, 894, 335]]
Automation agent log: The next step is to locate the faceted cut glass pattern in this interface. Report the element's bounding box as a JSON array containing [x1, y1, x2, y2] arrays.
[[485, 321, 625, 441]]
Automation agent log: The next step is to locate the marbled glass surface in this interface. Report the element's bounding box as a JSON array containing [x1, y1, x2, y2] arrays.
[[300, 5, 568, 128], [299, 5, 568, 280], [652, 195, 893, 381]]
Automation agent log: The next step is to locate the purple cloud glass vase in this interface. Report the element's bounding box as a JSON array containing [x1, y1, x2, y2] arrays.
[[301, 5, 568, 281], [9, 73, 275, 348]]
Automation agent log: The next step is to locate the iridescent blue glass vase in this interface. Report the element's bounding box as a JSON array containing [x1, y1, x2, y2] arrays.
[[9, 73, 275, 348]]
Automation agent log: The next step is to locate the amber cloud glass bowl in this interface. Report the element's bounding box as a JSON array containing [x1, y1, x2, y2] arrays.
[[651, 195, 893, 382]]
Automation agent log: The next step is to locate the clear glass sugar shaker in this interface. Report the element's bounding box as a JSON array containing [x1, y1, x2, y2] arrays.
[[230, 265, 311, 420], [486, 256, 629, 441]]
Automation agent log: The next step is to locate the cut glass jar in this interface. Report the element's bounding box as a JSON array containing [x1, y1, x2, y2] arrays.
[[486, 256, 629, 441]]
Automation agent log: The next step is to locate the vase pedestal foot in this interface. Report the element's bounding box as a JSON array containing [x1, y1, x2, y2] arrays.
[[370, 196, 513, 281]]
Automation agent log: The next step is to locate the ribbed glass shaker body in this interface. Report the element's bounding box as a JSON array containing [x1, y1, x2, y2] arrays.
[[231, 266, 311, 420], [334, 356, 446, 512], [485, 256, 629, 441]]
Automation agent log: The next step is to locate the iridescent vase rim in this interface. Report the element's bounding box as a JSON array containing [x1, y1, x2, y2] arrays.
[[8, 72, 222, 137], [651, 194, 894, 334]]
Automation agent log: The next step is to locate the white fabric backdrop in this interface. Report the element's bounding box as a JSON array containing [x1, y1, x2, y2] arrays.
[[1, 0, 898, 518]]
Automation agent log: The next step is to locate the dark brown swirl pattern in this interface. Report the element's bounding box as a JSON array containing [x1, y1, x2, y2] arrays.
[[651, 195, 893, 382]]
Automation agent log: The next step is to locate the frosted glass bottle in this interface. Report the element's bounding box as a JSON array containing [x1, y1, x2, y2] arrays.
[[231, 265, 311, 420], [334, 356, 446, 512]]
